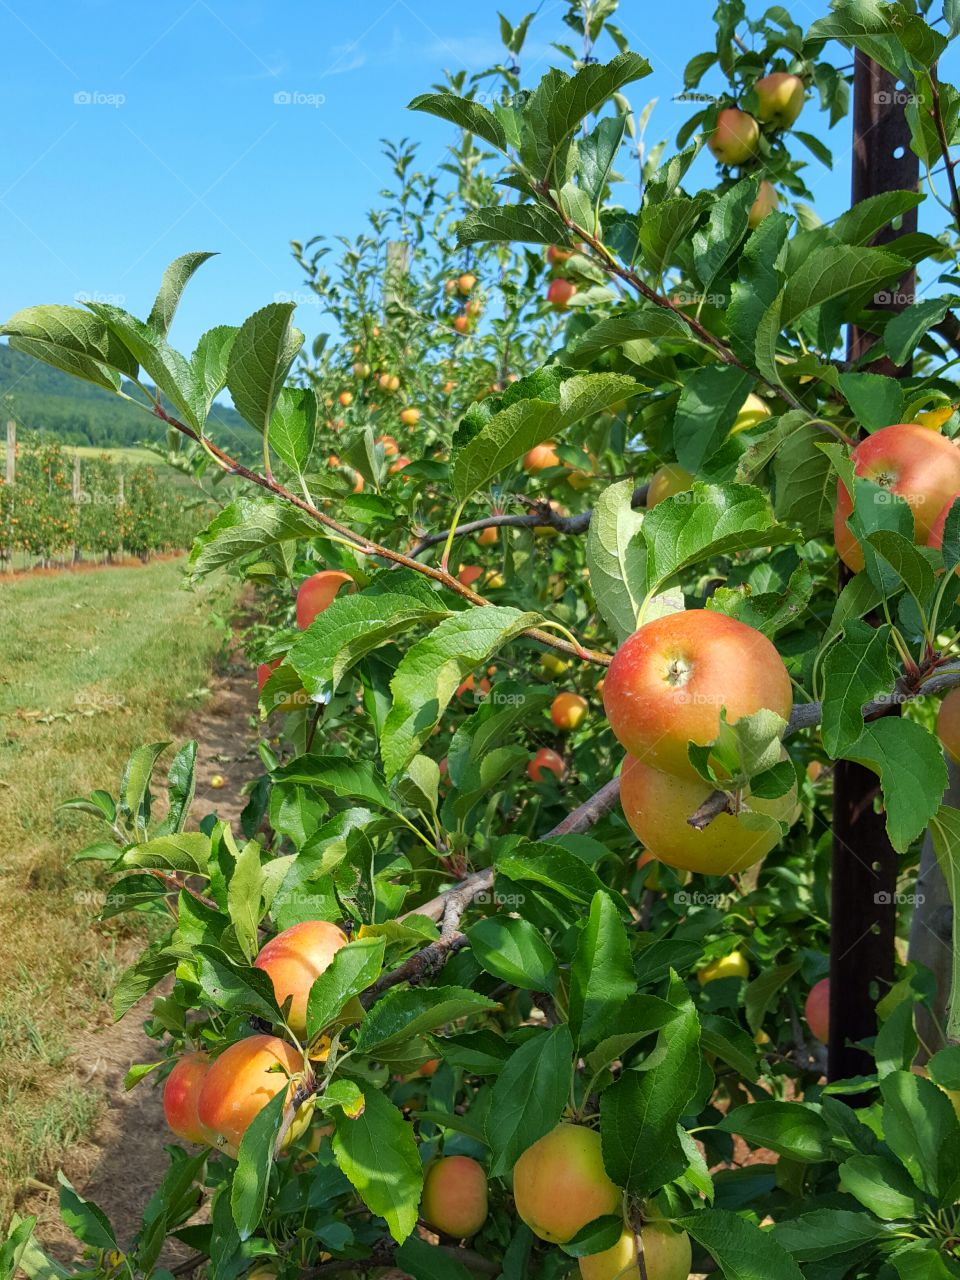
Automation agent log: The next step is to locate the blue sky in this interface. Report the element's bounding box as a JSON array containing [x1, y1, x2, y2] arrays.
[[0, 1, 896, 358]]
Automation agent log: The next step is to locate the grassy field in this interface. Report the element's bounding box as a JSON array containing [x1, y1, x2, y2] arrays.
[[70, 446, 163, 466], [0, 559, 238, 1216]]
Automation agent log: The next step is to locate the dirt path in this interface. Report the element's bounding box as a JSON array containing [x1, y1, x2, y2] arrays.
[[20, 657, 264, 1261]]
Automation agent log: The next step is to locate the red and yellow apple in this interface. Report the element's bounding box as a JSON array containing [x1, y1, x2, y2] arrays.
[[552, 692, 588, 732], [620, 753, 797, 876], [457, 273, 477, 295], [937, 688, 960, 764], [524, 443, 561, 473], [399, 408, 421, 426], [754, 72, 805, 128], [296, 570, 354, 630], [547, 278, 577, 309], [338, 391, 353, 408], [197, 1035, 306, 1157], [163, 1052, 216, 1145], [579, 1222, 693, 1280], [708, 108, 759, 164], [420, 1156, 488, 1237], [805, 977, 830, 1044], [513, 1124, 620, 1244], [602, 610, 792, 777], [477, 526, 499, 547], [748, 180, 780, 229], [528, 747, 566, 783], [253, 920, 349, 1036], [834, 424, 960, 571]]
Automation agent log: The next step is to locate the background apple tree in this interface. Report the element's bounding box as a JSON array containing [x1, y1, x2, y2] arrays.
[[5, 1, 960, 1278]]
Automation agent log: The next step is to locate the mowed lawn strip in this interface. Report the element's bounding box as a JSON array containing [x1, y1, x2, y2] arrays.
[[0, 558, 237, 1215]]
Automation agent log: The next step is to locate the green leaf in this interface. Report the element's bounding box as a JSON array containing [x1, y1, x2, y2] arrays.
[[226, 303, 304, 435], [232, 1088, 285, 1238], [457, 204, 570, 248], [191, 325, 238, 418], [288, 591, 449, 698], [467, 916, 557, 993], [355, 986, 499, 1056], [884, 296, 958, 366], [880, 1069, 960, 1205], [677, 1209, 803, 1280], [586, 479, 646, 644], [865, 529, 936, 604], [890, 1241, 960, 1280], [119, 740, 169, 831], [807, 4, 947, 74], [187, 496, 318, 581], [832, 191, 924, 247], [693, 179, 757, 295], [1, 304, 138, 391], [567, 308, 692, 365], [194, 946, 283, 1022], [407, 92, 507, 151], [227, 840, 263, 962], [600, 976, 700, 1195], [394, 1236, 473, 1280], [772, 1210, 885, 1264], [542, 52, 651, 148], [640, 192, 712, 279], [569, 892, 637, 1050], [838, 371, 904, 431], [938, 499, 960, 577], [716, 1102, 831, 1162], [673, 366, 755, 472], [578, 115, 627, 208], [699, 1014, 761, 1079], [84, 302, 204, 430], [380, 606, 542, 778], [773, 424, 835, 538], [820, 620, 892, 757], [743, 960, 800, 1033], [332, 1087, 422, 1243], [271, 755, 393, 810], [112, 944, 179, 1020], [306, 937, 385, 1040], [780, 246, 909, 327], [845, 719, 947, 852], [727, 214, 791, 366], [123, 832, 210, 875], [268, 386, 316, 475], [496, 840, 628, 914], [148, 251, 216, 337], [451, 370, 636, 502], [486, 1025, 574, 1176], [931, 806, 960, 1042], [640, 482, 799, 599], [57, 1175, 116, 1251], [155, 739, 198, 837], [839, 1153, 925, 1220]]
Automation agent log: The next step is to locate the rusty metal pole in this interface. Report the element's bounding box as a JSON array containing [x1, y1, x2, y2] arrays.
[[830, 53, 921, 1083]]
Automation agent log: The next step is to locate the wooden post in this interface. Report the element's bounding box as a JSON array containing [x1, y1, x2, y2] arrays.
[[5, 421, 14, 486], [829, 53, 921, 1085]]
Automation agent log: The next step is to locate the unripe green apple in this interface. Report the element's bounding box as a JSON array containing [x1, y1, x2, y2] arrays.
[[708, 108, 759, 164], [646, 464, 693, 508], [620, 752, 797, 876], [754, 72, 805, 128], [513, 1123, 621, 1243], [579, 1221, 692, 1280]]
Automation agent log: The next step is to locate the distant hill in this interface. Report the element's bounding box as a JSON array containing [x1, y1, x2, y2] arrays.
[[0, 342, 259, 456]]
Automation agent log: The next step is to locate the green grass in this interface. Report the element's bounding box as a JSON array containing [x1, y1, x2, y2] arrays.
[[70, 446, 163, 466], [0, 559, 237, 1216]]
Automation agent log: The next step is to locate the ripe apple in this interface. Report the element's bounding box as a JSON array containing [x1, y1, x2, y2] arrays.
[[420, 1156, 488, 1237], [547, 278, 577, 309], [197, 1035, 307, 1157], [399, 407, 421, 426], [389, 456, 412, 475], [253, 920, 349, 1036], [352, 362, 371, 378], [528, 747, 566, 783], [477, 526, 499, 547], [731, 392, 771, 434], [579, 1222, 692, 1280], [805, 977, 830, 1044], [523, 442, 561, 473], [466, 298, 483, 319], [708, 108, 760, 164], [552, 692, 588, 732], [754, 72, 805, 128], [257, 659, 309, 712], [937, 688, 960, 763], [459, 565, 484, 587], [377, 434, 400, 457], [697, 951, 749, 985], [513, 1123, 620, 1243], [444, 278, 457, 295], [603, 610, 792, 777], [338, 391, 353, 408], [457, 273, 477, 295], [454, 314, 472, 335], [646, 464, 693, 508], [296, 570, 354, 630], [547, 245, 573, 264], [620, 753, 797, 875], [748, 180, 780, 229], [834, 423, 960, 571], [163, 1052, 216, 1145], [457, 673, 491, 699]]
